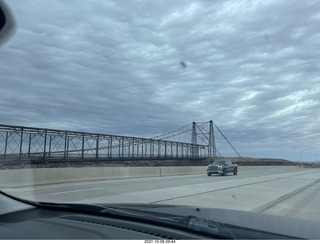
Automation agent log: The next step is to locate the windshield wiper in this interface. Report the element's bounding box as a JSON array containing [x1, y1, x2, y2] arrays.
[[35, 202, 181, 223], [36, 202, 238, 238]]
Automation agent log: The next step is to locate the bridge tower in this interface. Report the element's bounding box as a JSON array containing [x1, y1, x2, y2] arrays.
[[191, 122, 199, 158], [208, 120, 217, 158]]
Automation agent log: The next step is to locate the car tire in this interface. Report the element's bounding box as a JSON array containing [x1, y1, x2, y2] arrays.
[[207, 173, 212, 176], [233, 168, 238, 175], [221, 169, 226, 176]]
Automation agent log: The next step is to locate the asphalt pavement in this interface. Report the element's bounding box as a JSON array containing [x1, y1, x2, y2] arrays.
[[4, 168, 320, 222]]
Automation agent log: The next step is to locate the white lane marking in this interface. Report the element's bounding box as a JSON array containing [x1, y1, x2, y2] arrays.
[[50, 187, 102, 195]]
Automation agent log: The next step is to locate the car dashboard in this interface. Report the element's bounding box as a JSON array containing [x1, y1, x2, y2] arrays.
[[1, 193, 315, 240]]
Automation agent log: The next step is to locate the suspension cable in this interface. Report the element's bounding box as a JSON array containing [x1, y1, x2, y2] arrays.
[[213, 123, 241, 158], [151, 123, 192, 139]]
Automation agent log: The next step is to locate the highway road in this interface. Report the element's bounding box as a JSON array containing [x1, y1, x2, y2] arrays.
[[4, 168, 320, 222]]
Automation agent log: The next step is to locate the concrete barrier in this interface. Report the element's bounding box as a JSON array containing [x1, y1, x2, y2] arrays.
[[0, 167, 160, 187], [160, 166, 206, 176], [238, 165, 300, 172], [0, 165, 301, 187]]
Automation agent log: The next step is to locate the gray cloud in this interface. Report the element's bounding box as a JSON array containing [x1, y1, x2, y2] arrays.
[[0, 0, 319, 161]]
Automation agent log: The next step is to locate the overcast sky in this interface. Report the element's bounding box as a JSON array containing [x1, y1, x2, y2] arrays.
[[1, 0, 320, 161]]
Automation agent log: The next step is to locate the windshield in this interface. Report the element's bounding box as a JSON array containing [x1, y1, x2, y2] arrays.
[[212, 161, 226, 166], [1, 0, 320, 240]]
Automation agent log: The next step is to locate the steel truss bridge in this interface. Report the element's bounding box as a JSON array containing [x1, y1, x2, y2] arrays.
[[0, 121, 241, 163]]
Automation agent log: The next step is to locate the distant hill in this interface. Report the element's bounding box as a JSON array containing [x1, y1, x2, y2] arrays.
[[216, 157, 300, 166], [53, 157, 300, 167]]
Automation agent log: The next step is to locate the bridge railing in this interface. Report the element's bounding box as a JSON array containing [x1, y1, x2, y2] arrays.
[[0, 124, 209, 163]]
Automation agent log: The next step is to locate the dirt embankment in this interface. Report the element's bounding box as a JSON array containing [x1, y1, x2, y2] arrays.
[[221, 157, 300, 166]]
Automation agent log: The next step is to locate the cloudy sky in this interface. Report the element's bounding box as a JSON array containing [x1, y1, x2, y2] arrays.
[[1, 0, 320, 161]]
